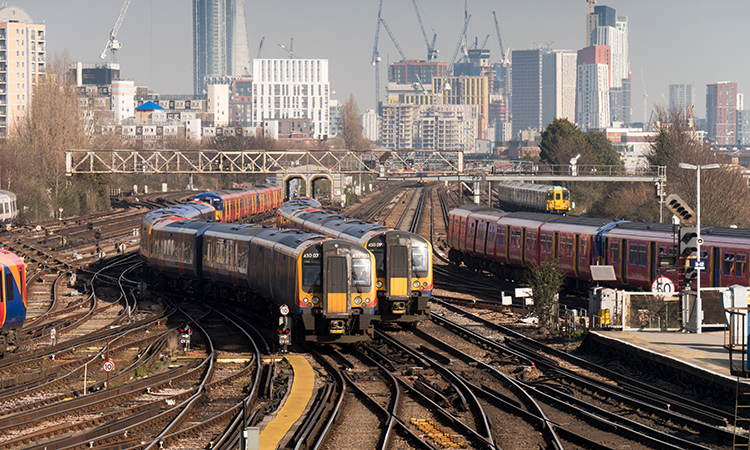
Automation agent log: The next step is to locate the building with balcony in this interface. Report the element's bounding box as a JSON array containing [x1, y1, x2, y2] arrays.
[[0, 6, 45, 138], [251, 59, 330, 140]]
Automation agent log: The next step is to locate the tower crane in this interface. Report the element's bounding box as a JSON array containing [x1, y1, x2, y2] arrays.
[[256, 37, 265, 59], [411, 0, 437, 61], [448, 13, 471, 75], [492, 11, 509, 66], [279, 38, 295, 58], [380, 18, 408, 63], [100, 0, 131, 61], [372, 0, 383, 110]]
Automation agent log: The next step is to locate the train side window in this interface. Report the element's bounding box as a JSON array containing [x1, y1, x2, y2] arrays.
[[724, 253, 736, 276], [610, 242, 619, 263], [581, 239, 588, 258], [629, 244, 638, 265], [638, 245, 647, 266], [737, 254, 747, 277]]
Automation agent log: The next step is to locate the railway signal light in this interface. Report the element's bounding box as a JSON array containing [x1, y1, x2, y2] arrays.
[[679, 226, 698, 258], [278, 316, 292, 350], [665, 194, 697, 226]]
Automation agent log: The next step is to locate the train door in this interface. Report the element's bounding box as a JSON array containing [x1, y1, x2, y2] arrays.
[[574, 234, 581, 277], [553, 232, 559, 259], [712, 247, 721, 287], [649, 242, 657, 283], [621, 239, 629, 284], [520, 228, 526, 267], [324, 256, 348, 314], [387, 244, 409, 299]]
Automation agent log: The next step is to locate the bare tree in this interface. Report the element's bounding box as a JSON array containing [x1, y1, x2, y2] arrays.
[[648, 106, 750, 227], [338, 95, 372, 151]]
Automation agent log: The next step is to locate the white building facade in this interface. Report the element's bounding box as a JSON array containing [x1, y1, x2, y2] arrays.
[[542, 50, 577, 129], [252, 59, 330, 140], [361, 108, 379, 143], [111, 80, 135, 123], [576, 63, 611, 131]]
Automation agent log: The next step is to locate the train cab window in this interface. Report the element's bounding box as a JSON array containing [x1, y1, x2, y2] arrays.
[[610, 243, 619, 263], [724, 253, 736, 276], [737, 254, 747, 277], [371, 248, 385, 278], [302, 256, 322, 288], [547, 191, 554, 201], [352, 258, 371, 287], [563, 191, 570, 200], [412, 246, 429, 276]]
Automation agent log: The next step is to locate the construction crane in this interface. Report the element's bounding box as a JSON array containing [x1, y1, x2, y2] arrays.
[[279, 38, 295, 58], [371, 0, 383, 110], [411, 0, 437, 61], [255, 37, 265, 59], [380, 18, 408, 62], [448, 13, 471, 75], [492, 11, 509, 66], [100, 0, 131, 61]]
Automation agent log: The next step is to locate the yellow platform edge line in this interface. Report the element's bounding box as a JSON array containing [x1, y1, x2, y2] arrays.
[[260, 355, 315, 450]]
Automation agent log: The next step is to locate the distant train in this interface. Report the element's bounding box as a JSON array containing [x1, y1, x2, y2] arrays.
[[448, 204, 750, 293], [191, 184, 282, 222], [277, 198, 432, 323], [0, 249, 25, 356], [141, 187, 376, 344], [0, 190, 18, 225], [495, 181, 571, 213]]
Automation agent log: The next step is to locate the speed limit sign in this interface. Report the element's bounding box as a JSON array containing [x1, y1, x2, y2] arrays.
[[102, 360, 115, 373], [279, 304, 290, 316]]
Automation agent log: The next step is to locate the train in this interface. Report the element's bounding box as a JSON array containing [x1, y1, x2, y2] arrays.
[[0, 249, 26, 356], [141, 186, 376, 344], [495, 181, 571, 213], [277, 198, 433, 323], [448, 204, 750, 293], [190, 184, 283, 222], [0, 190, 18, 225]]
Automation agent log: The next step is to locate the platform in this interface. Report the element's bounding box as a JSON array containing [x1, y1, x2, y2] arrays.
[[586, 329, 746, 393], [259, 354, 316, 450]]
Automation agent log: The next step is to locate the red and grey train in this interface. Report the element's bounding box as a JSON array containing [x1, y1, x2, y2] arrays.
[[277, 198, 433, 323], [448, 204, 750, 292]]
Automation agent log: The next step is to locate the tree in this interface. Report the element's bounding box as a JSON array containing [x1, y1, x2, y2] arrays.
[[339, 95, 372, 151], [539, 118, 586, 168], [527, 258, 566, 332], [647, 106, 750, 227]]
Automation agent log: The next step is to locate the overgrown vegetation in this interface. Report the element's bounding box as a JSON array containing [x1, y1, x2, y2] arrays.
[[527, 258, 566, 332]]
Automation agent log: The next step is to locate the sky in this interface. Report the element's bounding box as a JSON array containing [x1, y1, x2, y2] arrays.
[[13, 0, 750, 123]]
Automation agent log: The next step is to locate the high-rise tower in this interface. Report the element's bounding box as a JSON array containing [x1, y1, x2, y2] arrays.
[[706, 82, 737, 146], [193, 0, 250, 95], [0, 6, 45, 138]]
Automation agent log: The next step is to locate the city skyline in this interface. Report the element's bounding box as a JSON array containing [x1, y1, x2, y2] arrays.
[[12, 0, 750, 123]]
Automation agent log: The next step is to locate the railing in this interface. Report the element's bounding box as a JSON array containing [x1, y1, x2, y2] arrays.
[[725, 307, 748, 377]]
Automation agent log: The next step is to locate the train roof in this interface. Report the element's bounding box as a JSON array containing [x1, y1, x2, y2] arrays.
[[0, 190, 16, 200], [703, 226, 750, 239], [504, 211, 563, 223], [497, 181, 564, 191], [611, 222, 676, 233]]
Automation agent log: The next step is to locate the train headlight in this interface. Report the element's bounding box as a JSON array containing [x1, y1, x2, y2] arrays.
[[423, 282, 428, 287], [354, 296, 362, 305], [365, 298, 371, 305], [311, 296, 320, 305], [413, 281, 421, 289], [376, 280, 383, 289], [303, 297, 309, 304]]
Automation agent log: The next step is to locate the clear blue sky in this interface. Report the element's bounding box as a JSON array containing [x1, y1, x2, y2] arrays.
[[15, 1, 750, 122]]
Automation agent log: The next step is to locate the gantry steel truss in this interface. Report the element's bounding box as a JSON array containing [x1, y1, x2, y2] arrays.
[[65, 149, 464, 175]]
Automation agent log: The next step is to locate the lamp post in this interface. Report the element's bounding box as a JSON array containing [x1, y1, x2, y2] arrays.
[[678, 162, 720, 334]]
